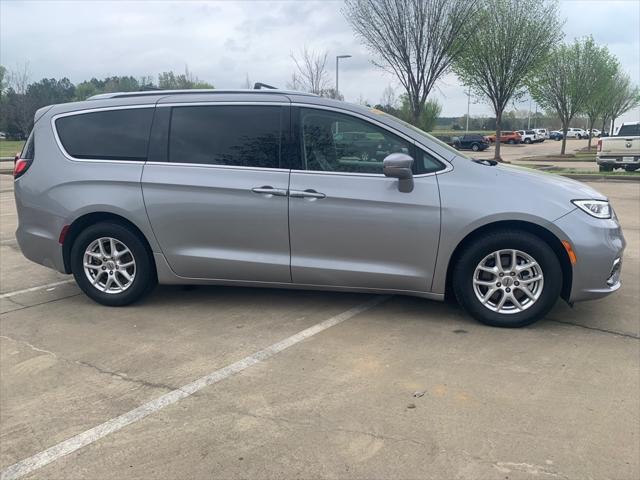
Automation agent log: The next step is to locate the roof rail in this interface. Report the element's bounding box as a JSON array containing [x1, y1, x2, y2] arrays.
[[87, 88, 317, 100], [253, 82, 277, 90]]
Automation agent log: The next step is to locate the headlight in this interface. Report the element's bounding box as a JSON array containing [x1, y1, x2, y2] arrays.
[[572, 199, 611, 219]]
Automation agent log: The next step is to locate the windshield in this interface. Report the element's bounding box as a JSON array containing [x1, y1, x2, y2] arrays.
[[369, 108, 468, 159]]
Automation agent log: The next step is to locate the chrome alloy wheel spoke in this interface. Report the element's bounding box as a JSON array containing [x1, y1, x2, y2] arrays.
[[472, 249, 544, 314], [83, 237, 136, 294]]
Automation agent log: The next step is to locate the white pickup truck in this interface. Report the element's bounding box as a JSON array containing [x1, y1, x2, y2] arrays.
[[597, 122, 640, 172]]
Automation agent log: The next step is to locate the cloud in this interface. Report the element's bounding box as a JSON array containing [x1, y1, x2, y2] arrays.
[[1, 0, 638, 121]]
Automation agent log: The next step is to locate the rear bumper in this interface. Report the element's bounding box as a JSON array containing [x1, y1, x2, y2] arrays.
[[597, 155, 640, 166], [554, 209, 626, 302], [16, 225, 66, 273]]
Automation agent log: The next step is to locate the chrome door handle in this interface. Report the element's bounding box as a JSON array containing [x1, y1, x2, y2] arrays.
[[289, 189, 326, 199], [251, 186, 288, 196]]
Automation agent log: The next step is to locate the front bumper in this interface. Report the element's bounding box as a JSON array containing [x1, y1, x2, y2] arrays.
[[553, 208, 626, 302]]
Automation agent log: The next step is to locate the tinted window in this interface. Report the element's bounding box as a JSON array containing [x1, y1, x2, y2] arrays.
[[56, 108, 153, 160], [21, 131, 35, 159], [169, 105, 282, 168], [301, 108, 411, 174], [617, 124, 640, 136]]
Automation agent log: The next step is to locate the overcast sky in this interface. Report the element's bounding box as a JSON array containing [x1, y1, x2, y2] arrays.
[[1, 0, 639, 122]]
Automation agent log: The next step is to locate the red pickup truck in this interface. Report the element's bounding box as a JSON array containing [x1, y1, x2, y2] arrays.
[[485, 131, 522, 144]]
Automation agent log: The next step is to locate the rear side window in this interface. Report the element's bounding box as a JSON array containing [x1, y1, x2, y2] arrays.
[[617, 124, 640, 136], [169, 105, 282, 168], [56, 108, 154, 160], [21, 131, 35, 159]]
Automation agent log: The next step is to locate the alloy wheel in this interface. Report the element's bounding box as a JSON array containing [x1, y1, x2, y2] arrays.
[[472, 249, 544, 314], [83, 237, 136, 294]]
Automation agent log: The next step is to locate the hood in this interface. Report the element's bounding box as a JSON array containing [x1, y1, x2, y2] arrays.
[[494, 163, 607, 200]]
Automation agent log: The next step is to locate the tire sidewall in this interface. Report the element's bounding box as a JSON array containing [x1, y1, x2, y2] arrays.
[[453, 231, 562, 328], [70, 222, 154, 306]]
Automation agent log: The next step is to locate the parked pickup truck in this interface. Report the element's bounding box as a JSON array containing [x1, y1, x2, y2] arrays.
[[597, 122, 640, 172]]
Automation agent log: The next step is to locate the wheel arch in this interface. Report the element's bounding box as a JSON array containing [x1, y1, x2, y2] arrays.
[[444, 220, 573, 302], [62, 212, 156, 275]]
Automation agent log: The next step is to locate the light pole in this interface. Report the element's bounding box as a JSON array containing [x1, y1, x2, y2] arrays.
[[335, 55, 352, 99]]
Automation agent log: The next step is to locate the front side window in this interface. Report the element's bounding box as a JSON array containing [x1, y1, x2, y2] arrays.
[[301, 108, 411, 174], [56, 108, 153, 160], [169, 105, 282, 168]]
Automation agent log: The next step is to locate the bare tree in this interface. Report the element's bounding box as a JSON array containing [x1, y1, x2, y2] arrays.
[[380, 85, 398, 109], [242, 73, 252, 89], [291, 47, 329, 94], [286, 72, 303, 91], [454, 0, 563, 161], [605, 72, 640, 135], [343, 0, 479, 125], [7, 63, 33, 136]]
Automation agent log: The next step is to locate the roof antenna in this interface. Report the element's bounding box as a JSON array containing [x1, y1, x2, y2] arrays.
[[253, 82, 277, 90]]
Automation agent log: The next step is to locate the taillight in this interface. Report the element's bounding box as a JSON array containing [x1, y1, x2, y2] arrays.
[[597, 139, 602, 152], [13, 158, 32, 179]]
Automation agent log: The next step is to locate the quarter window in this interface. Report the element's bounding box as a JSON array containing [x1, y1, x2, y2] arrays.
[[56, 108, 153, 160], [169, 105, 282, 168], [300, 108, 412, 174]]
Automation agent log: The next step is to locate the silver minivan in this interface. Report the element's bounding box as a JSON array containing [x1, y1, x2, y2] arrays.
[[13, 90, 625, 327]]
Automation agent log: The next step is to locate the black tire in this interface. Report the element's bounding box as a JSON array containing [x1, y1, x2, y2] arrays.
[[576, 134, 582, 140], [524, 138, 532, 144], [70, 222, 156, 306], [452, 230, 562, 328], [599, 165, 613, 172], [508, 139, 515, 144], [471, 143, 480, 152]]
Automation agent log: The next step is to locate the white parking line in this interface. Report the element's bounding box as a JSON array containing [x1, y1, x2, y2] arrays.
[[0, 280, 75, 299], [0, 295, 389, 480]]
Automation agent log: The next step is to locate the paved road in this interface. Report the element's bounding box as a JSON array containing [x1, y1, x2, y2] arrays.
[[1, 174, 638, 479], [473, 137, 600, 171]]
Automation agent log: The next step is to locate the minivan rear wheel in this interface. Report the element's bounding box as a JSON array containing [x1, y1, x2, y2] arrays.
[[452, 230, 562, 328], [71, 222, 156, 306]]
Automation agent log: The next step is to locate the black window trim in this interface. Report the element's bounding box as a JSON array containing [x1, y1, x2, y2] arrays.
[[52, 104, 156, 164], [290, 103, 450, 177]]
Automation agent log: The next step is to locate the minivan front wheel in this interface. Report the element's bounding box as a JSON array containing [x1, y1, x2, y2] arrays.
[[71, 222, 156, 306], [453, 230, 562, 327]]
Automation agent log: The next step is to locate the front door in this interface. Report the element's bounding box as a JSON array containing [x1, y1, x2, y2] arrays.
[[142, 104, 291, 282], [288, 107, 442, 293]]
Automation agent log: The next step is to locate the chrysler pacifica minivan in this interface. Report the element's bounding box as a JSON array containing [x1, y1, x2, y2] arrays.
[[13, 90, 625, 327]]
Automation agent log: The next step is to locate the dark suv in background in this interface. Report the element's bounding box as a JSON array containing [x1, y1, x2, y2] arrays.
[[452, 134, 490, 152]]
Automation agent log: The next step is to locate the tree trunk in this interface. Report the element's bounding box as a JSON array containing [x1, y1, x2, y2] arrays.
[[610, 116, 617, 135], [493, 115, 502, 162], [560, 123, 568, 155], [587, 118, 594, 150]]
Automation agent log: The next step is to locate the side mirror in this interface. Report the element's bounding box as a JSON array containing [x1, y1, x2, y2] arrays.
[[383, 153, 414, 193]]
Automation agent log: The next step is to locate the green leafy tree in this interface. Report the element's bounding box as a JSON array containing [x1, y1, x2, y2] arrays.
[[581, 41, 618, 149], [343, 0, 479, 126], [453, 0, 563, 161], [529, 37, 600, 155], [604, 72, 640, 135], [158, 67, 213, 90]]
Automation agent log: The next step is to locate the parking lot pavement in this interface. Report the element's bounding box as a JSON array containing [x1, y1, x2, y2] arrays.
[[1, 175, 638, 480], [473, 138, 598, 169]]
